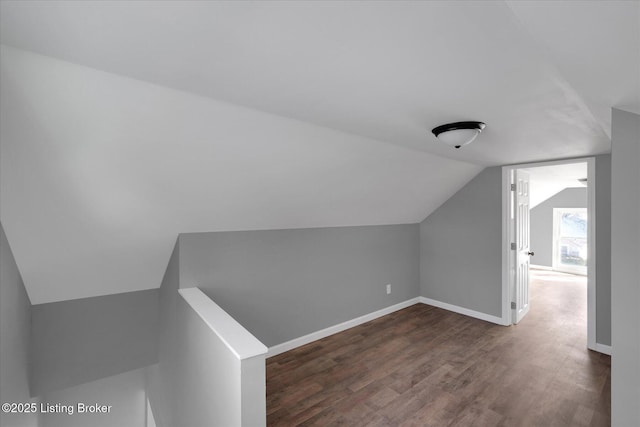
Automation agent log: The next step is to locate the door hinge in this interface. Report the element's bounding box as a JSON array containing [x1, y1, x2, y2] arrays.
[[511, 242, 516, 250], [511, 302, 516, 309], [511, 183, 516, 191]]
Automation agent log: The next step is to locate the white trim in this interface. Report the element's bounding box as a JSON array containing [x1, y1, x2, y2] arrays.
[[419, 297, 508, 326], [268, 288, 606, 358], [501, 167, 513, 326], [530, 264, 554, 271], [531, 264, 587, 276], [503, 157, 594, 170], [267, 297, 420, 357], [586, 157, 597, 351], [179, 287, 268, 360], [593, 343, 612, 356]]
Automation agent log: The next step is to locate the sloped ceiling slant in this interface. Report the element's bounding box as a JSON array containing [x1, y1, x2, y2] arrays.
[[0, 1, 638, 303]]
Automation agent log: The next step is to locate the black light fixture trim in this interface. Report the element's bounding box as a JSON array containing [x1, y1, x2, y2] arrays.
[[432, 121, 486, 138]]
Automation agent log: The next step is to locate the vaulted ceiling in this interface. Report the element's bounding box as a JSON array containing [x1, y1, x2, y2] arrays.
[[1, 1, 638, 303], [525, 162, 588, 209]]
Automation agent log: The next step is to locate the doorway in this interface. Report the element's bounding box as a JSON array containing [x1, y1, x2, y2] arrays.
[[501, 157, 597, 351]]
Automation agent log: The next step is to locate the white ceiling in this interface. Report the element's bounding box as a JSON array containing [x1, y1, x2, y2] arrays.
[[0, 1, 638, 303], [0, 46, 481, 303], [2, 1, 637, 165]]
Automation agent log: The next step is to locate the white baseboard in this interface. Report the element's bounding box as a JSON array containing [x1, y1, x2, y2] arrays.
[[267, 297, 420, 358], [592, 343, 612, 355], [419, 297, 507, 326], [530, 265, 587, 277], [268, 295, 606, 358], [530, 264, 554, 271]]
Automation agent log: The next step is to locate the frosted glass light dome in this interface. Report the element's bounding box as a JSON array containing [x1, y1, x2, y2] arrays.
[[432, 121, 486, 149]]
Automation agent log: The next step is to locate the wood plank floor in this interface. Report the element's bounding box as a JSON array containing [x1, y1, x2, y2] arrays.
[[266, 270, 610, 426]]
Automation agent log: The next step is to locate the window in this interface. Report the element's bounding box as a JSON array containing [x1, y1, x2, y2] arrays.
[[553, 208, 587, 275]]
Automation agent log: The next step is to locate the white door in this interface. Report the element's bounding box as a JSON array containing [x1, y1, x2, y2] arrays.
[[514, 169, 532, 324]]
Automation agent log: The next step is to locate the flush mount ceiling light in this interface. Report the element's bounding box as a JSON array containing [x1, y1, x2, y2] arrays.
[[432, 121, 486, 149]]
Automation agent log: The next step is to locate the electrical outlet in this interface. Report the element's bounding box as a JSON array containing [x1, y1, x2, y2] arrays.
[[386, 284, 391, 295]]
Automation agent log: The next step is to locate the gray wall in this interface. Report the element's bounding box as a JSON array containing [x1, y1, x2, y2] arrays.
[[419, 159, 611, 347], [179, 224, 420, 347], [31, 289, 159, 396], [147, 241, 180, 427], [595, 155, 612, 347], [530, 187, 587, 268], [39, 368, 147, 427], [419, 167, 503, 318], [0, 223, 39, 427], [611, 108, 640, 426]]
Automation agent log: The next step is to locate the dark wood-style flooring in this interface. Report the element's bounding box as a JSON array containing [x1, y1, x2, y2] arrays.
[[266, 270, 611, 426]]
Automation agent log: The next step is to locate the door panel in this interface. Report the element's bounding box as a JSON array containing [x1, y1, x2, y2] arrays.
[[514, 169, 531, 324]]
